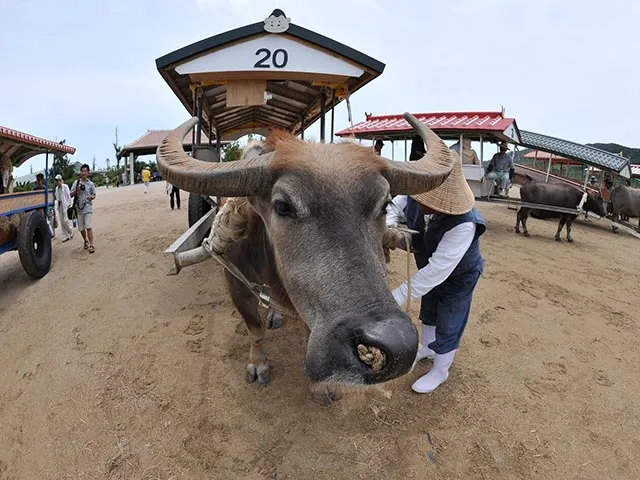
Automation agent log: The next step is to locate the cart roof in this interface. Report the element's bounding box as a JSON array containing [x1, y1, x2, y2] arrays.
[[632, 164, 640, 178], [117, 129, 230, 159], [155, 9, 385, 141], [519, 130, 632, 178], [0, 125, 76, 168], [335, 111, 521, 143]]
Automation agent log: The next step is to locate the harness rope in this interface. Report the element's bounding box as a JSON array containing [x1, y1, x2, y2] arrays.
[[404, 233, 412, 314]]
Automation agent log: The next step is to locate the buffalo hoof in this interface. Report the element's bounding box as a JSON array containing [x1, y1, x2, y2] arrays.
[[515, 228, 520, 234], [246, 363, 272, 385], [555, 236, 562, 242], [266, 310, 283, 330], [567, 238, 574, 243], [311, 388, 342, 407], [523, 232, 531, 238]]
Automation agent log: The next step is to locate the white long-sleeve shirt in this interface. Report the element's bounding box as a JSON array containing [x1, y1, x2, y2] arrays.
[[385, 195, 476, 305], [55, 183, 72, 210]]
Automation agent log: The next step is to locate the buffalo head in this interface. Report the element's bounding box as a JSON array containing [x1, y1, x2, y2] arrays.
[[584, 191, 606, 218], [156, 113, 456, 386]]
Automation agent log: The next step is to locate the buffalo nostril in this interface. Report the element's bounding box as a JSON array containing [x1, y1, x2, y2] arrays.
[[356, 344, 387, 371]]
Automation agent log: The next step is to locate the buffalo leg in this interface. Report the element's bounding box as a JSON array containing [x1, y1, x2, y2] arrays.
[[566, 216, 575, 242], [227, 274, 272, 385], [555, 217, 567, 241], [611, 209, 620, 233], [518, 207, 531, 237], [515, 208, 522, 233]]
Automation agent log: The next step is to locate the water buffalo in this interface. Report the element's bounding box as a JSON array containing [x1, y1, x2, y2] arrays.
[[515, 181, 606, 242], [157, 113, 456, 404], [610, 185, 640, 232]]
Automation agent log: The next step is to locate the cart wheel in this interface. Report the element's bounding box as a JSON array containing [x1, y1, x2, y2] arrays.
[[17, 210, 52, 279], [188, 193, 213, 228]]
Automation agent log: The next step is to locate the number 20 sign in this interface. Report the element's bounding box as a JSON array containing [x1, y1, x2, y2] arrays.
[[254, 48, 289, 69]]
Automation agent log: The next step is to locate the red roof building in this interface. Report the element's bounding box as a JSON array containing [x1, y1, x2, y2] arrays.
[[0, 125, 76, 167], [335, 111, 521, 143]]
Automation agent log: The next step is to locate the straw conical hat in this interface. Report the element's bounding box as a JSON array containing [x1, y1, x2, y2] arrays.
[[410, 150, 475, 215]]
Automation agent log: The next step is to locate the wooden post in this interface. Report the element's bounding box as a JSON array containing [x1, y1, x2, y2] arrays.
[[544, 152, 552, 183], [330, 90, 336, 144], [319, 91, 326, 143], [196, 89, 203, 146], [129, 152, 135, 185]]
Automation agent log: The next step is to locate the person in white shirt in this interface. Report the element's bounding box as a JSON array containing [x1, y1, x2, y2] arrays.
[[387, 150, 486, 393], [54, 174, 74, 242]]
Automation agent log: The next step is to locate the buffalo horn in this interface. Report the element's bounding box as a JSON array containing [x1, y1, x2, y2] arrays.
[[381, 112, 456, 195], [156, 117, 273, 197]]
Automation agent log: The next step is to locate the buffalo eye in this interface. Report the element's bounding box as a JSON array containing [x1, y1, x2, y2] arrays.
[[274, 199, 297, 218]]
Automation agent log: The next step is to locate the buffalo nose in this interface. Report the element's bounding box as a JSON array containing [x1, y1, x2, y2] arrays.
[[354, 313, 418, 383]]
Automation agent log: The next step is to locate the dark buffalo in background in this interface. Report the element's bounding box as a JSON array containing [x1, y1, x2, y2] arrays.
[[610, 185, 640, 232], [515, 181, 606, 242]]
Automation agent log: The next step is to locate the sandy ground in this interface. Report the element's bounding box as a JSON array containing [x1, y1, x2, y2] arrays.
[[1, 182, 639, 480]]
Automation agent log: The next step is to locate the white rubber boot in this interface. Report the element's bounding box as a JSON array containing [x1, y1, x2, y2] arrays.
[[415, 325, 436, 362], [411, 350, 457, 393]]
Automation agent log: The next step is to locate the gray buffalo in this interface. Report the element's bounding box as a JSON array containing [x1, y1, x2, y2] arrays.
[[610, 185, 640, 232], [515, 181, 606, 242], [156, 113, 456, 404]]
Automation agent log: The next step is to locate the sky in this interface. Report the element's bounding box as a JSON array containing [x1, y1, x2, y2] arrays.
[[2, 0, 638, 177]]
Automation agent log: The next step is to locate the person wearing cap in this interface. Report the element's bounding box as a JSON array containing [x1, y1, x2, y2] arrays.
[[374, 140, 384, 156], [386, 150, 486, 393], [141, 166, 151, 193], [483, 141, 514, 197], [54, 174, 74, 242]]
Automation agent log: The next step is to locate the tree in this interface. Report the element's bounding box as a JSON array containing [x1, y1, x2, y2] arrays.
[[113, 126, 122, 170], [222, 141, 242, 162], [50, 144, 76, 184]]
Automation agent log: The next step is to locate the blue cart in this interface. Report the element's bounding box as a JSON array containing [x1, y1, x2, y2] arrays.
[[0, 125, 76, 278]]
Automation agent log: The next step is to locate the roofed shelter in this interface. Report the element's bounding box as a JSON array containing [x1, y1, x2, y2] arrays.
[[154, 8, 385, 152], [1, 125, 76, 169]]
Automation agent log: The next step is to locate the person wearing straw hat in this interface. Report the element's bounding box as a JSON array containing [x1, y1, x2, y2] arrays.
[[386, 149, 486, 393]]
